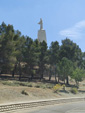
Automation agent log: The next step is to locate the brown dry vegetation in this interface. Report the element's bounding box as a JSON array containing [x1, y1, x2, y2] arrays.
[[0, 78, 85, 105]]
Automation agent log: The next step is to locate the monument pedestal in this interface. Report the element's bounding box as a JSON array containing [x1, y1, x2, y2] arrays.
[[38, 29, 47, 43]]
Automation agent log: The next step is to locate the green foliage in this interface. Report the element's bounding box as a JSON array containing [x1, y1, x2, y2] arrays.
[[49, 41, 59, 65], [38, 41, 48, 79], [2, 81, 19, 86], [2, 80, 33, 87], [0, 22, 25, 76], [34, 83, 54, 89], [48, 41, 59, 81], [71, 88, 78, 94], [0, 22, 84, 85], [72, 68, 85, 87], [1, 80, 54, 90], [53, 84, 62, 93], [62, 84, 66, 90], [57, 57, 73, 84], [60, 38, 82, 62]]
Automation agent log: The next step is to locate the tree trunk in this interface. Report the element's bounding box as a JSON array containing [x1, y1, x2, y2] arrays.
[[49, 67, 52, 81], [40, 66, 44, 80], [55, 74, 57, 82], [40, 72, 43, 80], [12, 64, 17, 78], [49, 74, 51, 81], [58, 75, 59, 83], [31, 69, 34, 80], [54, 66, 57, 83], [19, 62, 22, 81], [12, 70, 14, 78], [64, 79, 65, 84], [66, 76, 69, 85], [0, 69, 1, 76]]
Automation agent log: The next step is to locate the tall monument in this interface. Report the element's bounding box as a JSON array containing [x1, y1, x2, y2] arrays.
[[38, 18, 47, 43]]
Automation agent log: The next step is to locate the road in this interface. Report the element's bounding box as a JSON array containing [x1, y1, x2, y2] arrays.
[[9, 101, 85, 113]]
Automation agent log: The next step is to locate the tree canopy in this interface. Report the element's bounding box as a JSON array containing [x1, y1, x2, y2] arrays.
[[0, 22, 85, 84]]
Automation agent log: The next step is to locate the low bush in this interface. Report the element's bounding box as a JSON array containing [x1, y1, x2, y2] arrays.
[[28, 84, 33, 87], [62, 84, 66, 90], [46, 84, 54, 89], [71, 88, 78, 94], [21, 90, 29, 95], [2, 81, 19, 86], [19, 82, 27, 86], [53, 84, 62, 93], [34, 83, 54, 89], [35, 85, 40, 88], [17, 82, 33, 87]]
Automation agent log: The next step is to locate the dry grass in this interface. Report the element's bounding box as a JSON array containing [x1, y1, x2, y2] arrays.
[[0, 79, 85, 104]]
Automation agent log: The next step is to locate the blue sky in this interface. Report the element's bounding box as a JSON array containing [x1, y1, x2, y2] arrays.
[[0, 0, 85, 51]]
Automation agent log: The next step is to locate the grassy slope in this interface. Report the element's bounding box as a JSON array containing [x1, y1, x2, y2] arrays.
[[0, 80, 85, 104]]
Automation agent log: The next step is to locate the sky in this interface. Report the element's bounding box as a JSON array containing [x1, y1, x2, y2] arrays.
[[0, 0, 85, 52]]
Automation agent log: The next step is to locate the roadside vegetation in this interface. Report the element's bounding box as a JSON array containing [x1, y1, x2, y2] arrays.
[[1, 80, 54, 89], [0, 78, 85, 104], [0, 22, 85, 103]]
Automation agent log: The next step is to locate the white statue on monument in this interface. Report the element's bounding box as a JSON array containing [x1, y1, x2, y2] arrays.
[[37, 18, 47, 43], [38, 18, 43, 30]]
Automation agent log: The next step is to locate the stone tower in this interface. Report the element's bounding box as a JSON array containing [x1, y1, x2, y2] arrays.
[[38, 18, 47, 43]]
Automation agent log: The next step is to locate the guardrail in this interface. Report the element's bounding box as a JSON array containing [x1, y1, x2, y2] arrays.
[[0, 97, 85, 112]]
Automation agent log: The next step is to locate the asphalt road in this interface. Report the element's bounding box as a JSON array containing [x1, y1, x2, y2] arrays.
[[24, 101, 85, 113], [7, 101, 85, 113]]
